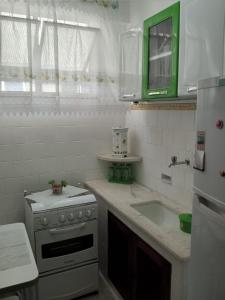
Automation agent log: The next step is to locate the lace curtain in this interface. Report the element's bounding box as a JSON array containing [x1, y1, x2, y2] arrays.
[[0, 0, 127, 111]]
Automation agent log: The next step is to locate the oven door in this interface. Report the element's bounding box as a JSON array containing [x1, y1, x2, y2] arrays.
[[35, 220, 98, 273]]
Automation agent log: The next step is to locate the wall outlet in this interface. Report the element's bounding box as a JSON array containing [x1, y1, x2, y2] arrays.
[[161, 173, 172, 185]]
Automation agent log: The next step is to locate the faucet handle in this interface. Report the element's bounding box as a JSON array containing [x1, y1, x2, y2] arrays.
[[171, 156, 177, 164]]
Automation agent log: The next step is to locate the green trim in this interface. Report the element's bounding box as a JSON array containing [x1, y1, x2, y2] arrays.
[[142, 2, 180, 100]]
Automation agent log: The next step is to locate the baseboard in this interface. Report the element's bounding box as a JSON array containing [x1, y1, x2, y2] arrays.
[[99, 272, 123, 300]]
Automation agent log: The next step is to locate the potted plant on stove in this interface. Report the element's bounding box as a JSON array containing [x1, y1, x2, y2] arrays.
[[48, 179, 68, 195]]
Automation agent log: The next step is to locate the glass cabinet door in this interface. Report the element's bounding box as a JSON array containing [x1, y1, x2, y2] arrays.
[[142, 2, 180, 100], [119, 29, 142, 101]]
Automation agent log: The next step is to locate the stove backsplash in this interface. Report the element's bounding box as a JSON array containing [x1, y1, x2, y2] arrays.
[[0, 105, 127, 224]]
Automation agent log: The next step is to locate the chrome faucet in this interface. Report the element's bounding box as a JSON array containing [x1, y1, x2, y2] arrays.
[[168, 156, 190, 168]]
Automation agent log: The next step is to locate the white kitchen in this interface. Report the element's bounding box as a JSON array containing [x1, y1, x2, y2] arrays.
[[0, 0, 224, 300]]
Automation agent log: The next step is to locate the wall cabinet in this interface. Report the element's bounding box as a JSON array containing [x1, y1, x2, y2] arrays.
[[142, 2, 180, 100], [178, 0, 225, 95], [119, 28, 142, 101], [122, 0, 225, 100], [108, 212, 171, 300]]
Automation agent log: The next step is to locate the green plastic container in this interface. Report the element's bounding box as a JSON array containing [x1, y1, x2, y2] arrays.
[[108, 163, 134, 184], [179, 213, 192, 234]]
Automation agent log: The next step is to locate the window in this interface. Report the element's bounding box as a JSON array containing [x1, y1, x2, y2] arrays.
[[0, 17, 31, 93], [0, 13, 99, 97]]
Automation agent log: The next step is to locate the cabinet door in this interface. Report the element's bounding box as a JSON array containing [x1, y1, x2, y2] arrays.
[[108, 212, 135, 300], [136, 238, 171, 300], [142, 2, 180, 100], [119, 29, 142, 101], [179, 0, 225, 95], [108, 212, 172, 300]]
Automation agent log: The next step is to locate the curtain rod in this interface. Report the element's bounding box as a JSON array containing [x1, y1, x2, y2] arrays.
[[0, 12, 100, 31]]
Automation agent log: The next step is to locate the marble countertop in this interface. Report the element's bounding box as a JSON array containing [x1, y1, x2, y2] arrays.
[[86, 179, 191, 262], [0, 223, 38, 292]]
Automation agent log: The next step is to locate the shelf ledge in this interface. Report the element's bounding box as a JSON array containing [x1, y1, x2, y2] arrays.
[[97, 154, 142, 163]]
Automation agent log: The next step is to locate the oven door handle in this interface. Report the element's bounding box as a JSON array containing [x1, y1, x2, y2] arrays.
[[48, 223, 86, 234]]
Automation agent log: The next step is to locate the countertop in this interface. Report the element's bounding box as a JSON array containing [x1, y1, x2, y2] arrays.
[[0, 223, 38, 293], [86, 179, 191, 262]]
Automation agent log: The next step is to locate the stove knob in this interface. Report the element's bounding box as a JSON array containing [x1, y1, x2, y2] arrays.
[[86, 209, 92, 218], [78, 211, 83, 219], [41, 217, 48, 226], [59, 214, 66, 223], [67, 212, 74, 221]]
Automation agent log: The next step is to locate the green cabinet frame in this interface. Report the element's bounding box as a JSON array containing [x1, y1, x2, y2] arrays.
[[142, 2, 180, 100]]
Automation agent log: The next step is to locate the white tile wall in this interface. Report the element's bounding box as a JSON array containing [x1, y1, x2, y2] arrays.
[[0, 107, 127, 224], [0, 103, 196, 223], [126, 109, 196, 208]]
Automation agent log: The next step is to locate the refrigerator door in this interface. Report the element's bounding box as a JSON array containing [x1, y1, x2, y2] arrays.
[[194, 77, 225, 203], [188, 194, 225, 300]]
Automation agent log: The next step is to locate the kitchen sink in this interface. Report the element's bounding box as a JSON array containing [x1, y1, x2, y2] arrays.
[[131, 201, 179, 228]]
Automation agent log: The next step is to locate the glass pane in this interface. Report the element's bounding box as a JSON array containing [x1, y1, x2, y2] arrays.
[[0, 18, 31, 92], [57, 25, 96, 95], [42, 234, 93, 259], [120, 32, 141, 97], [1, 81, 30, 92], [41, 24, 55, 71], [58, 26, 95, 72], [148, 17, 172, 89], [30, 22, 57, 94], [1, 19, 28, 67]]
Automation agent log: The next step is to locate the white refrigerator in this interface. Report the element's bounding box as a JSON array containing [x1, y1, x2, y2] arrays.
[[188, 77, 225, 300]]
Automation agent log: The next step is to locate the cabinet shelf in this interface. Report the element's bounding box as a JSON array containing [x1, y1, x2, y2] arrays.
[[97, 154, 142, 163], [150, 51, 172, 61]]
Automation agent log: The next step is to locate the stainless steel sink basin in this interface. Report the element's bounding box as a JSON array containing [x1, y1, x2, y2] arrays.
[[131, 201, 179, 228]]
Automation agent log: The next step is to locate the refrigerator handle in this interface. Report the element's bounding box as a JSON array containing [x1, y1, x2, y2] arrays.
[[199, 197, 225, 219]]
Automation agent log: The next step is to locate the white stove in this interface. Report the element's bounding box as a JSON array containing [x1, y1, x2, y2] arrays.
[[25, 185, 98, 300]]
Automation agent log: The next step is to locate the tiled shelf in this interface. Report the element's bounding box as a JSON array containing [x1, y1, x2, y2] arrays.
[[97, 154, 142, 163], [130, 102, 196, 111]]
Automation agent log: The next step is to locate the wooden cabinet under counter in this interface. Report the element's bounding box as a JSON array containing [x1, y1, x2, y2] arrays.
[[85, 179, 190, 300], [108, 212, 171, 300]]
